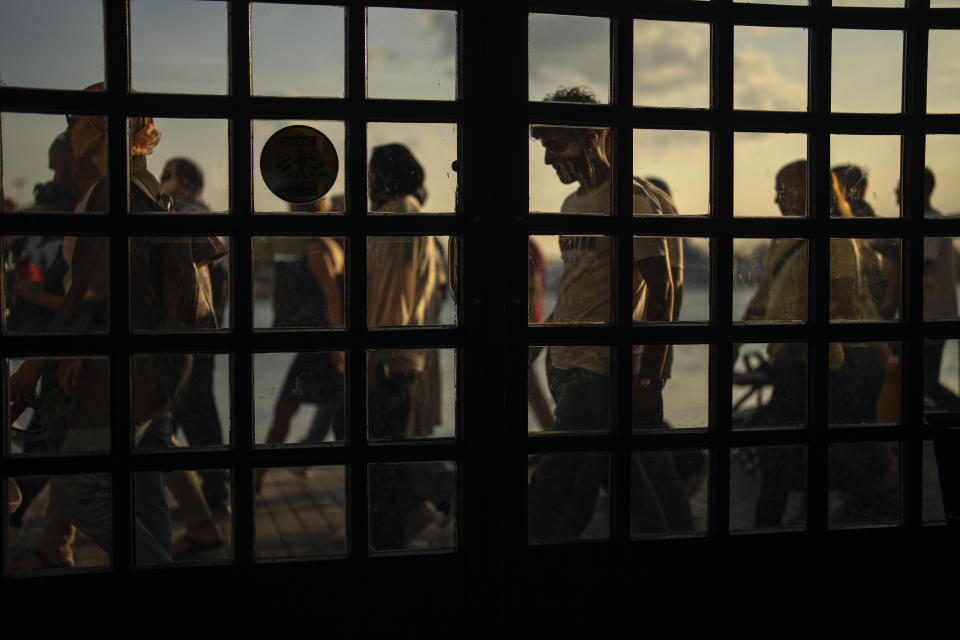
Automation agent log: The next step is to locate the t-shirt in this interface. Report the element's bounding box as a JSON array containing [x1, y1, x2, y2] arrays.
[[923, 210, 958, 320]]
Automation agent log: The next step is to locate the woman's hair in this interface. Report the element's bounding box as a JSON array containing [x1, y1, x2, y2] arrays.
[[368, 143, 426, 207], [79, 82, 161, 156]]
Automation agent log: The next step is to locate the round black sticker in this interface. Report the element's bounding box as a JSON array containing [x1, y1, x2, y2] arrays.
[[259, 125, 339, 203]]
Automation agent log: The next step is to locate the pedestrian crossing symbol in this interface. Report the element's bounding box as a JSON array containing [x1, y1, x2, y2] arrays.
[[260, 125, 339, 203]]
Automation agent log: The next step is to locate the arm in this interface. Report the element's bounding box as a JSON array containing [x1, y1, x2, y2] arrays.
[[633, 255, 674, 428]]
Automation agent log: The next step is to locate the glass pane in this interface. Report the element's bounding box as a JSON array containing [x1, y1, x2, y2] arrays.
[[367, 124, 457, 214], [7, 474, 111, 573], [733, 343, 807, 429], [734, 26, 807, 112], [528, 452, 609, 543], [733, 238, 808, 324], [832, 30, 903, 113], [132, 354, 230, 452], [830, 136, 901, 218], [829, 238, 899, 322], [251, 3, 345, 98], [252, 236, 345, 330], [369, 460, 456, 551], [255, 466, 347, 558], [928, 31, 960, 113], [367, 235, 455, 327], [528, 235, 611, 326], [649, 344, 710, 430], [633, 237, 709, 323], [730, 446, 806, 532], [833, 0, 903, 5], [736, 0, 806, 4], [829, 342, 898, 425], [923, 441, 947, 524], [634, 20, 709, 109], [926, 137, 960, 216], [829, 442, 900, 528], [366, 8, 456, 101], [924, 237, 959, 320], [530, 125, 612, 214], [926, 338, 960, 405], [634, 130, 709, 216], [526, 351, 611, 434], [132, 118, 229, 213], [633, 450, 708, 538], [128, 236, 230, 332], [7, 356, 110, 454], [529, 14, 609, 104], [734, 135, 808, 217], [134, 468, 231, 566], [367, 348, 456, 441], [130, 0, 227, 95], [253, 120, 345, 214], [932, 0, 960, 6], [1, 112, 108, 214], [253, 352, 346, 447]]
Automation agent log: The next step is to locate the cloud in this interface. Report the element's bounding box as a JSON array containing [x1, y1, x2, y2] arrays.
[[733, 47, 806, 111]]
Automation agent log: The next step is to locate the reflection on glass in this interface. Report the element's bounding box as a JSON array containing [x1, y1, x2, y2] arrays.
[[926, 338, 960, 409], [730, 446, 806, 531], [635, 344, 710, 431], [829, 342, 897, 425], [634, 20, 709, 108], [829, 237, 899, 322], [734, 238, 808, 324], [926, 137, 960, 217], [832, 29, 903, 113], [367, 235, 455, 327], [928, 31, 960, 113], [633, 450, 708, 538], [634, 237, 709, 322], [526, 349, 611, 434], [734, 134, 807, 217], [135, 469, 231, 566], [367, 348, 455, 441], [255, 466, 347, 558], [734, 26, 807, 112], [529, 14, 609, 104], [369, 460, 456, 551], [253, 236, 345, 330], [367, 124, 457, 214], [7, 474, 111, 573], [367, 8, 456, 101], [1, 113, 107, 214], [528, 452, 609, 543], [529, 235, 611, 326], [924, 237, 959, 321], [135, 119, 229, 213], [829, 442, 900, 528], [7, 357, 110, 454], [253, 120, 345, 213], [253, 352, 345, 446], [732, 343, 807, 429], [530, 124, 612, 214], [128, 236, 230, 332], [251, 3, 345, 97], [634, 130, 709, 216], [830, 136, 901, 218], [923, 441, 947, 524]]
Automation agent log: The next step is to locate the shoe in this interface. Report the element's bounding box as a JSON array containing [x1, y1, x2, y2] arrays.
[[171, 534, 225, 560]]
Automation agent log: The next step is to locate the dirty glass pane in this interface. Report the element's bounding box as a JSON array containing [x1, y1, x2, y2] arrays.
[[633, 450, 708, 538], [924, 237, 960, 320], [634, 344, 710, 431], [633, 237, 709, 322], [367, 8, 456, 101], [130, 0, 228, 95], [828, 341, 898, 425], [733, 238, 808, 323], [255, 466, 347, 558], [530, 125, 613, 214], [367, 348, 455, 441], [134, 469, 231, 566], [128, 237, 230, 332], [926, 338, 960, 407], [735, 0, 806, 4], [830, 136, 901, 218], [253, 120, 345, 214], [634, 130, 709, 216], [734, 26, 807, 112], [928, 31, 960, 114], [833, 0, 903, 5], [832, 30, 903, 113], [926, 136, 960, 217], [932, 0, 960, 6], [130, 118, 229, 213], [730, 446, 806, 532], [529, 14, 609, 104], [251, 3, 345, 98], [829, 237, 899, 322], [253, 352, 346, 446], [369, 460, 456, 552], [923, 441, 947, 524], [526, 349, 611, 434], [634, 20, 709, 109], [732, 343, 807, 429], [131, 354, 230, 450], [7, 356, 110, 454], [829, 442, 900, 528], [0, 0, 103, 90], [734, 134, 807, 217], [1, 112, 108, 214], [252, 236, 345, 330], [528, 452, 609, 543], [366, 235, 455, 327], [367, 123, 457, 214], [6, 474, 111, 573], [529, 235, 611, 326]]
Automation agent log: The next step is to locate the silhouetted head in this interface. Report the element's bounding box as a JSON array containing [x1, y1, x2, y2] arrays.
[[775, 160, 807, 217], [530, 87, 609, 189], [832, 164, 868, 202], [645, 177, 671, 196], [894, 167, 935, 208], [369, 143, 426, 209], [161, 157, 204, 208]]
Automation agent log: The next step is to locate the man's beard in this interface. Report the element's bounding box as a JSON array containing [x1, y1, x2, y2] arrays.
[[552, 159, 578, 184]]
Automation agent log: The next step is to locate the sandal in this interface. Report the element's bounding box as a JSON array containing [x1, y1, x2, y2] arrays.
[[171, 535, 225, 560]]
